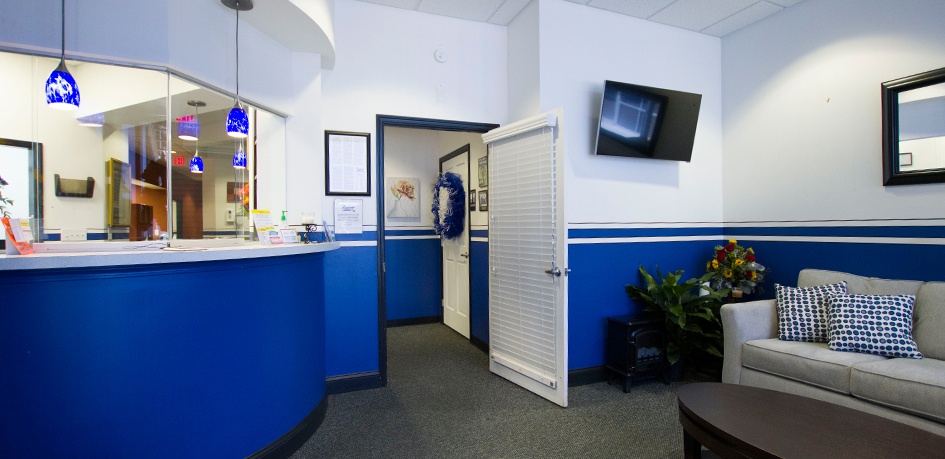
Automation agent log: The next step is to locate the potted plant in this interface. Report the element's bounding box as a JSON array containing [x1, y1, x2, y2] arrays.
[[705, 239, 766, 300], [625, 265, 727, 381]]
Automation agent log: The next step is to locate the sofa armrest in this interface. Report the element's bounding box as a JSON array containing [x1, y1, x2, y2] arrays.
[[721, 299, 778, 384]]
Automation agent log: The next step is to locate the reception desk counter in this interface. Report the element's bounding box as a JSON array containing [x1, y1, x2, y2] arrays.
[[0, 242, 339, 458]]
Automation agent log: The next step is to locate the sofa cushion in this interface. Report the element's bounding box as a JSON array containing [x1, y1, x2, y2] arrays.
[[797, 269, 923, 296], [775, 282, 847, 342], [914, 282, 945, 360], [827, 294, 922, 359], [741, 339, 887, 394], [798, 269, 868, 293], [851, 358, 945, 424]]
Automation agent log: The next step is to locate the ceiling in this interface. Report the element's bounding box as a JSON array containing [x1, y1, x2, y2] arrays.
[[352, 0, 805, 37]]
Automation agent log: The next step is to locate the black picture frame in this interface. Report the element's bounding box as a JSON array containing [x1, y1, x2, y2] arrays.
[[478, 190, 488, 212], [325, 130, 371, 196], [469, 189, 477, 211], [900, 152, 913, 167], [881, 66, 945, 186]]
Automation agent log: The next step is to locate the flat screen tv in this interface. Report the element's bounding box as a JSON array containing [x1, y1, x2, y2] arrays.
[[594, 80, 702, 162]]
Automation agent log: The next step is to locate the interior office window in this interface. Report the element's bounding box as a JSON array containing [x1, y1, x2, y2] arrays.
[[0, 51, 286, 245]]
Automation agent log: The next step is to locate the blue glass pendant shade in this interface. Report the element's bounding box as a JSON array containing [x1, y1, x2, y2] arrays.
[[226, 103, 249, 138], [232, 150, 247, 169], [190, 155, 204, 173], [177, 117, 200, 141], [46, 60, 80, 110]]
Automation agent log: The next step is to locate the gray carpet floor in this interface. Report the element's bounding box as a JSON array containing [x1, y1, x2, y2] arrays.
[[292, 323, 694, 458]]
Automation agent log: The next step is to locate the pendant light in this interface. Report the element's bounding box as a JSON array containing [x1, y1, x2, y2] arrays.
[[178, 100, 205, 141], [189, 101, 205, 174], [223, 0, 253, 138], [232, 143, 247, 169], [46, 0, 80, 110]]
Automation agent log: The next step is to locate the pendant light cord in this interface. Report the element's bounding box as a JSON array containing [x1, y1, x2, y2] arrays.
[[60, 0, 66, 60], [235, 6, 240, 99]]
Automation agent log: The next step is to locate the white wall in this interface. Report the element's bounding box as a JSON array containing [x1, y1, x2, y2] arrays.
[[507, 0, 541, 122], [321, 0, 508, 227], [535, 0, 724, 226], [722, 0, 945, 222], [383, 128, 489, 229]]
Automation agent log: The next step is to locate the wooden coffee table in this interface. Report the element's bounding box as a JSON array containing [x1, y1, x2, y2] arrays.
[[677, 382, 945, 458]]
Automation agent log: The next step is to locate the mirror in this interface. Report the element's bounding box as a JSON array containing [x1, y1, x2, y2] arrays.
[[882, 66, 945, 185], [0, 138, 43, 243]]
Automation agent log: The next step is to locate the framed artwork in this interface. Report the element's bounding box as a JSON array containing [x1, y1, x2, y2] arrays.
[[386, 177, 420, 218], [325, 130, 371, 196], [469, 189, 477, 211], [478, 189, 488, 212], [478, 156, 488, 188], [900, 152, 913, 167]]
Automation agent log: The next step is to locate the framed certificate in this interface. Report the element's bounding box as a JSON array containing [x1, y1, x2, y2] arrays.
[[325, 130, 371, 196]]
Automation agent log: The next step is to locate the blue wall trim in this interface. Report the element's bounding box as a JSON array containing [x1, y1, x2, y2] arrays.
[[569, 227, 723, 239], [386, 228, 437, 237], [334, 231, 378, 242], [470, 229, 489, 239], [727, 225, 945, 238]]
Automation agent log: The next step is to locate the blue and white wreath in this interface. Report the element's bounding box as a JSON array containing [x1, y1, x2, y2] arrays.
[[432, 172, 466, 240]]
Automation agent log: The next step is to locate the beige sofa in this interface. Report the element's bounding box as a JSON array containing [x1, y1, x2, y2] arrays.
[[721, 269, 945, 436]]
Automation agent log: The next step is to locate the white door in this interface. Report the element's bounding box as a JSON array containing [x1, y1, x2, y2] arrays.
[[440, 148, 470, 338], [483, 111, 568, 407]]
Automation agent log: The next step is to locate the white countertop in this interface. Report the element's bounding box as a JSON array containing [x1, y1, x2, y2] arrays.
[[0, 241, 340, 271]]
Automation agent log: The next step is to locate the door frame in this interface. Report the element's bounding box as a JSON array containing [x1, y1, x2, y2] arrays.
[[375, 115, 499, 387]]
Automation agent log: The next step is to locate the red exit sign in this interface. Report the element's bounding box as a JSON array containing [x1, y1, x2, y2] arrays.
[[173, 156, 186, 166]]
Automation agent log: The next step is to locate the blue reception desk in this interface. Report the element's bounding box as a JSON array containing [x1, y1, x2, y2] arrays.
[[0, 242, 339, 458]]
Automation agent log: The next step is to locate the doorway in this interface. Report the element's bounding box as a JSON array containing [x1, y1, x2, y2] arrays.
[[376, 115, 498, 386]]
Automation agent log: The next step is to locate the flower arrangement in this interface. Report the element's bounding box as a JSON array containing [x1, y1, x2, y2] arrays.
[[705, 239, 766, 294], [0, 175, 11, 218]]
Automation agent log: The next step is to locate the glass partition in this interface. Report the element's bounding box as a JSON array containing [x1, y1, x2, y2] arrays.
[[0, 50, 285, 247]]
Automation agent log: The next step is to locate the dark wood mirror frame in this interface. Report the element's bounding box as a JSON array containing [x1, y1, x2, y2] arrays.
[[882, 66, 945, 186]]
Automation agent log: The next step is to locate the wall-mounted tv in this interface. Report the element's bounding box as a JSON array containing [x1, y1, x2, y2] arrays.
[[594, 80, 702, 162]]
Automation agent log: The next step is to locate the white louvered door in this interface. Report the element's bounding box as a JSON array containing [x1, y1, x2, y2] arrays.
[[483, 111, 568, 407]]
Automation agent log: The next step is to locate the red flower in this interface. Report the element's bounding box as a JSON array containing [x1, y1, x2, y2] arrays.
[[746, 254, 756, 262], [725, 243, 735, 252], [745, 271, 754, 280], [716, 249, 726, 261]]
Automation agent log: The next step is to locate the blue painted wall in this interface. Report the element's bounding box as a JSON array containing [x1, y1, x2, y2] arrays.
[[0, 253, 327, 458], [567, 228, 720, 370], [470, 232, 490, 344], [384, 230, 442, 321], [324, 238, 380, 378]]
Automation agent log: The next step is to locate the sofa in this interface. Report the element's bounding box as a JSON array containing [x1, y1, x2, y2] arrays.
[[721, 269, 945, 436]]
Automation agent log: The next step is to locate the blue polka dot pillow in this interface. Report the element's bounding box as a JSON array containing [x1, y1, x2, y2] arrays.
[[776, 282, 847, 342], [826, 294, 923, 359]]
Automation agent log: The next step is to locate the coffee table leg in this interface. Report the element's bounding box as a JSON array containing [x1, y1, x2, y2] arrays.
[[683, 430, 702, 459]]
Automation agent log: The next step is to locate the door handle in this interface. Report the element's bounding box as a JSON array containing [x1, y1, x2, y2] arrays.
[[544, 267, 561, 277], [460, 253, 469, 258]]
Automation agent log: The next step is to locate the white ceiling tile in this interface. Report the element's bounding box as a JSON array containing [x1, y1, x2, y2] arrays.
[[586, 0, 676, 19], [701, 1, 782, 37], [649, 0, 757, 32], [488, 0, 533, 25], [767, 0, 805, 6], [417, 0, 507, 22], [356, 0, 423, 9]]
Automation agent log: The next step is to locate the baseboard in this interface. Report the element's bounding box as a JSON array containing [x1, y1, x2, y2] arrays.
[[386, 316, 442, 327], [248, 398, 328, 459], [470, 335, 488, 353], [326, 371, 384, 395], [568, 366, 608, 387]]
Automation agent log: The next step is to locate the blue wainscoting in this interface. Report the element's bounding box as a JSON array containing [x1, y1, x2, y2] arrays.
[[567, 227, 721, 370], [385, 229, 441, 321], [0, 252, 328, 458], [324, 234, 380, 378], [470, 229, 490, 345]]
